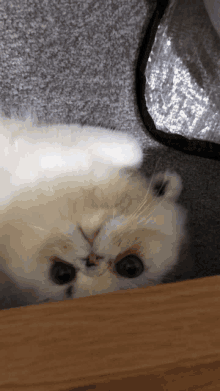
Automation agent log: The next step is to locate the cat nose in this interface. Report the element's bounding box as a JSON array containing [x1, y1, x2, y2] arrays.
[[86, 258, 97, 267], [83, 252, 104, 267]]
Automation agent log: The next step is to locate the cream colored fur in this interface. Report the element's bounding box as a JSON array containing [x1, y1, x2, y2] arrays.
[[0, 116, 187, 307]]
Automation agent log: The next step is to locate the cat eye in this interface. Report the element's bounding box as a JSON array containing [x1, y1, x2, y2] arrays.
[[50, 259, 76, 285], [115, 255, 144, 279]]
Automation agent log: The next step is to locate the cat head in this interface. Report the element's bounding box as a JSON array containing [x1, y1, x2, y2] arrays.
[[0, 116, 186, 306], [0, 168, 186, 306]]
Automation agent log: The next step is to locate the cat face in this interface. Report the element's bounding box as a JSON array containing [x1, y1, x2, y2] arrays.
[[0, 168, 186, 306]]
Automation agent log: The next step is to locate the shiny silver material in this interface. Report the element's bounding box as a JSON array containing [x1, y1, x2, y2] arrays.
[[144, 0, 220, 143]]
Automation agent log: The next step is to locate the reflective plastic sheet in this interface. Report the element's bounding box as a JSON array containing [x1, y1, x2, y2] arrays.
[[144, 0, 220, 144]]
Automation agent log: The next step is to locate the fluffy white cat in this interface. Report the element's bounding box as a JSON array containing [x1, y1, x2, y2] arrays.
[[0, 116, 187, 308]]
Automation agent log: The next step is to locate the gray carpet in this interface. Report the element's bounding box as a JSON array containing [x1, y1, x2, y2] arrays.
[[1, 0, 220, 308]]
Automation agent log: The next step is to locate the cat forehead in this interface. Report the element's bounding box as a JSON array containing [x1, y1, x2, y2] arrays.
[[63, 203, 178, 244]]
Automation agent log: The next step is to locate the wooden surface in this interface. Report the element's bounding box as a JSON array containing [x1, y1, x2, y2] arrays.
[[0, 276, 220, 390]]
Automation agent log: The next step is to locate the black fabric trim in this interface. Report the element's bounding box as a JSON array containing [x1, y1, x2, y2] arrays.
[[136, 0, 220, 161]]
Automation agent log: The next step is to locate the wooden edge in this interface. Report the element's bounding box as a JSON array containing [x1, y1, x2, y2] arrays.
[[0, 275, 220, 390]]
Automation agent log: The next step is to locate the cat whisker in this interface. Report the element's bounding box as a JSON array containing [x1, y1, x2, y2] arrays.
[[112, 166, 170, 246], [122, 158, 161, 224], [135, 168, 173, 222], [28, 224, 50, 232]]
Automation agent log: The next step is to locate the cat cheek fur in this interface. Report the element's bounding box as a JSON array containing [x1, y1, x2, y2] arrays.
[[0, 116, 187, 308]]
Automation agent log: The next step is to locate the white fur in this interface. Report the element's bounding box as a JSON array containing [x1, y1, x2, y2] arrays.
[[0, 116, 143, 204], [0, 117, 187, 309]]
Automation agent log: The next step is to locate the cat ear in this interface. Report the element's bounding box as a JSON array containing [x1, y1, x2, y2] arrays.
[[151, 171, 183, 201]]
